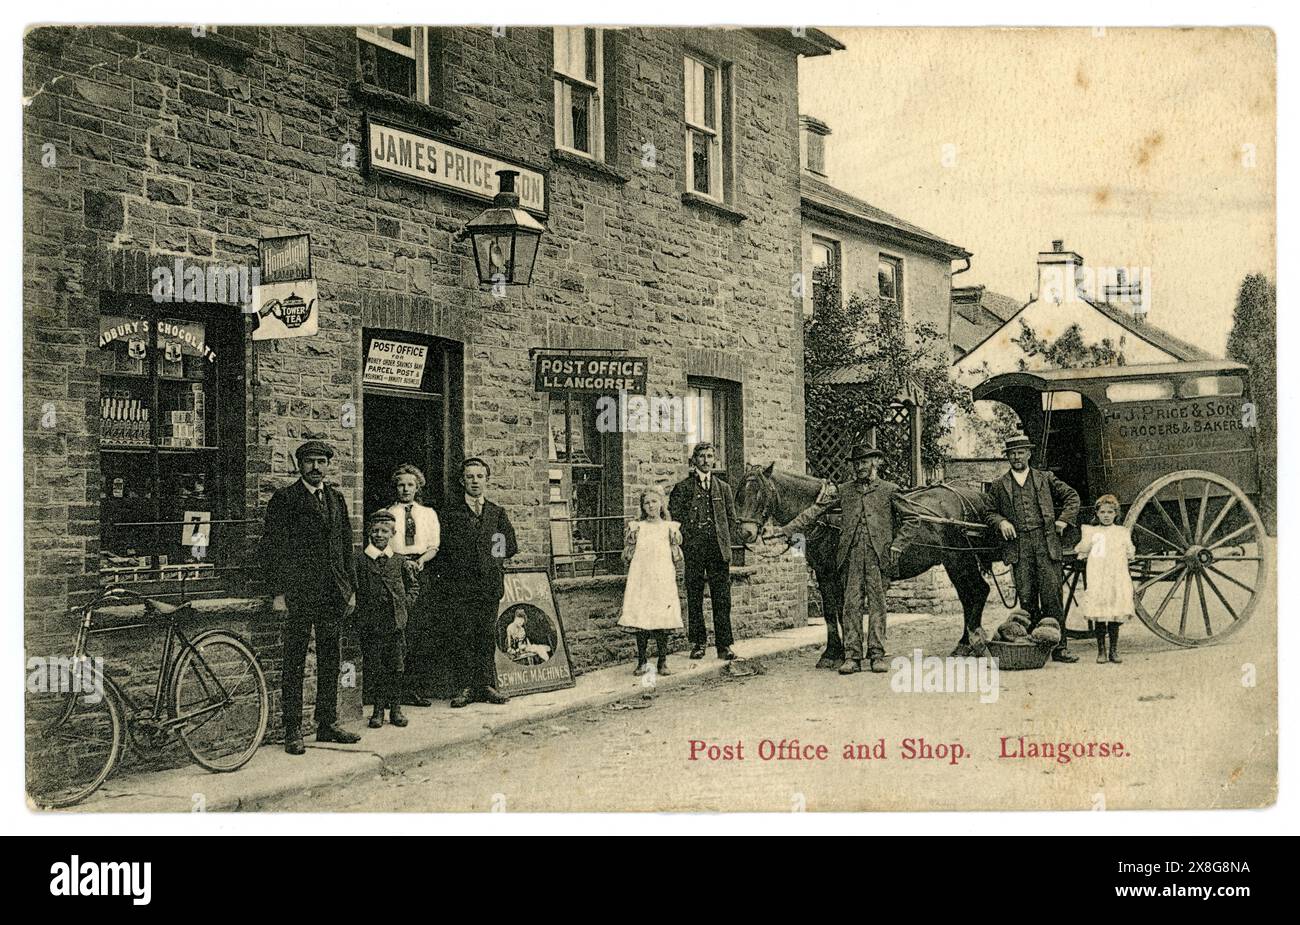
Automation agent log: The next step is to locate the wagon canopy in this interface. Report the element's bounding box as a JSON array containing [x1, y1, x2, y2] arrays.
[[972, 360, 1257, 506], [971, 359, 1249, 404]]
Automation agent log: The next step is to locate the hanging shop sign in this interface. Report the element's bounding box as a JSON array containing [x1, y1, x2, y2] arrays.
[[492, 570, 575, 698], [259, 233, 312, 283], [250, 279, 319, 341], [363, 338, 429, 389], [365, 117, 546, 214], [533, 353, 649, 395], [252, 233, 317, 340]]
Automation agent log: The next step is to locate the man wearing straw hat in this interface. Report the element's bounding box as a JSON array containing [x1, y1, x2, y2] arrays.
[[776, 437, 899, 675], [984, 433, 1081, 663]]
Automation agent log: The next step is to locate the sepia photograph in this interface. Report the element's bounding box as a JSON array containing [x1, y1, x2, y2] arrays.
[[16, 10, 1281, 825]]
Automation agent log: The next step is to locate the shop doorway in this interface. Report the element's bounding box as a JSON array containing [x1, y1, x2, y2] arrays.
[[361, 329, 463, 702], [361, 329, 463, 516]]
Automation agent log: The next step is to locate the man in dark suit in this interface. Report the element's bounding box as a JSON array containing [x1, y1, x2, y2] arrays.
[[669, 442, 740, 660], [437, 456, 518, 708], [984, 434, 1082, 662], [261, 438, 361, 755], [776, 441, 899, 674]]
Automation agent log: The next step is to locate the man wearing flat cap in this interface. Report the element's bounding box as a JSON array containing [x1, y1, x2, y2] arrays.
[[775, 439, 899, 674], [262, 437, 361, 754], [984, 433, 1081, 662]]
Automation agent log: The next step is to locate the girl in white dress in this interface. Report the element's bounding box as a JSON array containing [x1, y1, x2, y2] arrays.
[[618, 488, 684, 676], [1074, 494, 1135, 664]]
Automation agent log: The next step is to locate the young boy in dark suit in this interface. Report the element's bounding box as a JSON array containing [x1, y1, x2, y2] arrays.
[[355, 509, 419, 728]]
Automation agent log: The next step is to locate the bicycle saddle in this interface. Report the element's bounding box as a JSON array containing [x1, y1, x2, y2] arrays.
[[143, 596, 189, 616]]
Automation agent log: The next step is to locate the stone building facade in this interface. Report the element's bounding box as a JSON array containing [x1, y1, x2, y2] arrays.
[[23, 25, 842, 751]]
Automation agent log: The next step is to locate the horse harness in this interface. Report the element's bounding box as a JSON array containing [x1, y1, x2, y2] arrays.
[[743, 469, 1019, 607]]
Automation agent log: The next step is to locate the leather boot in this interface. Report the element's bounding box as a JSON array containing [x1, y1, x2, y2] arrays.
[[368, 706, 384, 728], [317, 723, 361, 744], [389, 704, 409, 727], [1107, 624, 1122, 663]]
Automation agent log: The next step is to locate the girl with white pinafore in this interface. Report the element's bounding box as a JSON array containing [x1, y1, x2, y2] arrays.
[[618, 487, 684, 676]]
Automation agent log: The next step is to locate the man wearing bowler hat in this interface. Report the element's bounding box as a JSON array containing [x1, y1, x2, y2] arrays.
[[262, 437, 362, 754], [984, 433, 1081, 662], [776, 438, 900, 674]]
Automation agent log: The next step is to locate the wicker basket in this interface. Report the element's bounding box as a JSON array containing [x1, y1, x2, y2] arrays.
[[986, 639, 1051, 671]]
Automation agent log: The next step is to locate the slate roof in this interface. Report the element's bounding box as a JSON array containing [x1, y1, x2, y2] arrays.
[[800, 174, 970, 259], [1089, 299, 1213, 361], [952, 291, 1213, 365]]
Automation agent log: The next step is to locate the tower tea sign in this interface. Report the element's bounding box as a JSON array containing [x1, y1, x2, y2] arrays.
[[252, 233, 319, 340]]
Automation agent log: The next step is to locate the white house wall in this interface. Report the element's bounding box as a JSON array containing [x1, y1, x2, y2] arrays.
[[953, 295, 1182, 388], [800, 218, 954, 336]]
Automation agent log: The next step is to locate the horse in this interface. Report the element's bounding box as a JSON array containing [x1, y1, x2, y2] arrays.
[[733, 463, 1004, 664]]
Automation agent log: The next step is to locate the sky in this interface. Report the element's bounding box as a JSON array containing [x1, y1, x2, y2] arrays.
[[798, 27, 1276, 356]]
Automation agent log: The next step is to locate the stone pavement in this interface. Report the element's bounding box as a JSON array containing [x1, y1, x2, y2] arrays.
[[63, 614, 939, 812], [50, 618, 925, 810]]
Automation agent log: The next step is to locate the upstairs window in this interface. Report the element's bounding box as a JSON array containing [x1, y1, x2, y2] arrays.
[[357, 26, 433, 102], [553, 27, 604, 160], [684, 55, 729, 201], [878, 254, 903, 313], [809, 236, 841, 314]]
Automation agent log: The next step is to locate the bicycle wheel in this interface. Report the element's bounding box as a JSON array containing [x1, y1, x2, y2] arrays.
[[26, 681, 123, 809], [171, 631, 268, 772]]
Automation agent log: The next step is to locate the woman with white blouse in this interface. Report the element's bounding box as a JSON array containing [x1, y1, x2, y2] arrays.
[[386, 463, 440, 704]]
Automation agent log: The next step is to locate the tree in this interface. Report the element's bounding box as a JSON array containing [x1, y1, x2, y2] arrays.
[[804, 289, 972, 486], [1226, 273, 1276, 531]]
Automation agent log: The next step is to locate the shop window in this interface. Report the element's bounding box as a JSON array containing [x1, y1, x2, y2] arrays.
[[547, 393, 624, 577], [553, 27, 604, 160], [357, 26, 435, 103], [97, 299, 246, 589], [809, 236, 840, 314], [878, 254, 903, 313], [684, 55, 731, 202]]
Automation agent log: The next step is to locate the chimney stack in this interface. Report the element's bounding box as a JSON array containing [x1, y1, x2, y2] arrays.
[[1036, 239, 1085, 305], [800, 114, 831, 178], [1103, 267, 1147, 322]]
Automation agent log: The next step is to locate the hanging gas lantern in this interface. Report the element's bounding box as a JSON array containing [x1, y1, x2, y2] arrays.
[[462, 170, 546, 288]]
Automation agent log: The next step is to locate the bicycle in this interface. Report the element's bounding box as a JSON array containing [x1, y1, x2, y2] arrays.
[[26, 585, 269, 809]]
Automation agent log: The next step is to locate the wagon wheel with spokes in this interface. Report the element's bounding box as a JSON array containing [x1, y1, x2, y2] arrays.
[[1125, 470, 1267, 647]]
